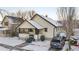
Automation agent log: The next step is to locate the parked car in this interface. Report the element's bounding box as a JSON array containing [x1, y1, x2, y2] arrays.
[[49, 35, 65, 50], [59, 32, 66, 37], [56, 32, 67, 41]]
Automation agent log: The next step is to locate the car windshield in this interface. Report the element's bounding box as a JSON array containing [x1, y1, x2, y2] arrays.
[[52, 40, 60, 42]]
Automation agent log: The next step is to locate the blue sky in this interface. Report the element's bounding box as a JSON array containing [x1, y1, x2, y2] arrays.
[[0, 7, 58, 21]]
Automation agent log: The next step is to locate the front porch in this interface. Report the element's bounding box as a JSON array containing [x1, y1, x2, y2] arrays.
[[18, 28, 44, 40], [0, 27, 11, 37]]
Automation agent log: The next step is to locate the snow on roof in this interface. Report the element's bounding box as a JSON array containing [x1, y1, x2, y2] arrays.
[[28, 20, 45, 29], [40, 15, 62, 27], [71, 36, 79, 40], [4, 16, 23, 24]]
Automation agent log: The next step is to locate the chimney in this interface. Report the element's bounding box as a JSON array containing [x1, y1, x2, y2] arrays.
[[45, 14, 48, 17]]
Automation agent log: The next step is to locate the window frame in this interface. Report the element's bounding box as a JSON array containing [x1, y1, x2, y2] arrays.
[[28, 28, 33, 32], [4, 22, 8, 26], [44, 28, 47, 32]]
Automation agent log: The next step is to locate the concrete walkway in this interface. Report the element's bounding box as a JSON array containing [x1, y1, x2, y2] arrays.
[[10, 42, 30, 51], [0, 43, 31, 51], [14, 42, 29, 48], [62, 41, 69, 51]]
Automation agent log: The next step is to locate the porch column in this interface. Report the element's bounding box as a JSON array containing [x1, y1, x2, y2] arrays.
[[35, 28, 39, 40]]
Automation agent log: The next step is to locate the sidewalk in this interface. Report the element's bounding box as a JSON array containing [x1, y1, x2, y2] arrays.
[[62, 41, 69, 51]]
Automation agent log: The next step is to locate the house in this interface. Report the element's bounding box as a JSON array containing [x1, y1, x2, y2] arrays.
[[16, 14, 63, 40], [30, 14, 63, 40], [16, 20, 45, 40], [0, 14, 63, 40], [1, 16, 24, 36]]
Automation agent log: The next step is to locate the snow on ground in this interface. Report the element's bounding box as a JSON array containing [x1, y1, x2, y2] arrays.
[[28, 20, 44, 29], [62, 41, 79, 51], [31, 40, 50, 47], [71, 46, 79, 51], [22, 40, 50, 51], [0, 37, 25, 46], [0, 46, 9, 51], [62, 41, 69, 51]]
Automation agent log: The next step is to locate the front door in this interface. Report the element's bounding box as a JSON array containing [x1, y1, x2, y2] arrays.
[[35, 28, 39, 40], [35, 28, 39, 35]]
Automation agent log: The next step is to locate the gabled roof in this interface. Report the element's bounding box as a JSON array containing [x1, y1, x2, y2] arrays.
[[28, 20, 44, 29], [1, 16, 24, 24], [31, 14, 62, 27], [16, 20, 45, 29]]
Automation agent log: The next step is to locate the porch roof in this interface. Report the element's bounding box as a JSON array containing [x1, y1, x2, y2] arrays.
[[28, 20, 45, 29], [0, 28, 9, 31]]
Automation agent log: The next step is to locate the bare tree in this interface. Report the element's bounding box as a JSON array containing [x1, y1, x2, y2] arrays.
[[17, 10, 23, 18], [16, 10, 36, 20], [57, 7, 77, 50], [0, 9, 9, 18], [28, 10, 36, 18]]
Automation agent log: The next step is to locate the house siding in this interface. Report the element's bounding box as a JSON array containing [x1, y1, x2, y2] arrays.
[[17, 21, 35, 39], [32, 15, 55, 39], [19, 21, 35, 28], [17, 21, 45, 40], [1, 16, 24, 37]]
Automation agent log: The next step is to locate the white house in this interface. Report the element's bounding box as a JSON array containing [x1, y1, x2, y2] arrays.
[[0, 14, 63, 40], [16, 20, 45, 40], [30, 14, 63, 40], [17, 14, 63, 40]]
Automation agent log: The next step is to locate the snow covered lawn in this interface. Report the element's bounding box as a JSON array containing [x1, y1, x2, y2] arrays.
[[22, 40, 50, 51], [0, 37, 25, 46], [0, 46, 9, 51], [62, 41, 69, 51], [71, 46, 79, 51], [62, 41, 79, 51]]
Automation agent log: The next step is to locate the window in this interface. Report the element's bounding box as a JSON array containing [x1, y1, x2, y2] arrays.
[[6, 30, 10, 34], [19, 28, 28, 33], [45, 28, 47, 32], [29, 29, 33, 32], [4, 22, 8, 26]]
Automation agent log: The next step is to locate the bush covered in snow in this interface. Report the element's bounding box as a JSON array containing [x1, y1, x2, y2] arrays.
[[69, 39, 77, 45], [40, 35, 45, 41]]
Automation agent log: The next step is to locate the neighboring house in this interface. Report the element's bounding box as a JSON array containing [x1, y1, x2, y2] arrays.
[[16, 20, 45, 40], [30, 14, 63, 39], [0, 21, 6, 36], [1, 16, 24, 36]]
